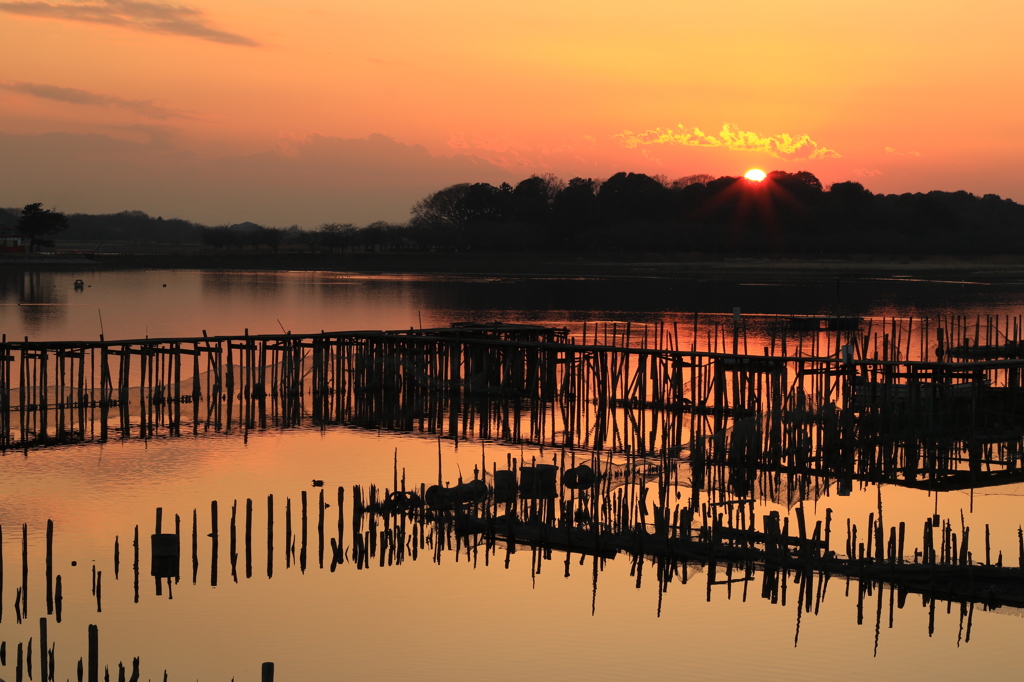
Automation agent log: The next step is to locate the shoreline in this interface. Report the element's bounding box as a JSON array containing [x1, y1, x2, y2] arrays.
[[3, 251, 1024, 283]]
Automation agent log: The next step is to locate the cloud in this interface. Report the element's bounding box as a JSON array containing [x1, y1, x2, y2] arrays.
[[852, 168, 883, 177], [445, 133, 602, 173], [1, 81, 194, 119], [0, 0, 258, 46], [885, 146, 921, 157], [614, 123, 841, 160]]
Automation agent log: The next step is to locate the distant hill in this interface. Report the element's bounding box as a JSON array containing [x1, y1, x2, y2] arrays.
[[59, 210, 205, 244], [0, 208, 206, 244]]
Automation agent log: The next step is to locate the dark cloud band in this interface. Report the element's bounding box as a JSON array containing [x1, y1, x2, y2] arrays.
[[0, 81, 194, 119], [0, 0, 258, 46]]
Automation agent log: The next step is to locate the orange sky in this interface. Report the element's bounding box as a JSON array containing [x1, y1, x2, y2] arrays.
[[1, 0, 1021, 226]]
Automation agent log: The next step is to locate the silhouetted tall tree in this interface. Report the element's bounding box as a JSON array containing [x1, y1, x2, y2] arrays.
[[18, 203, 69, 252]]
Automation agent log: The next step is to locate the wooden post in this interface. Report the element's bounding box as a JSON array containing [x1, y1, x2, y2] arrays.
[[55, 574, 62, 623], [22, 523, 27, 618], [191, 510, 198, 585], [301, 490, 308, 572], [230, 500, 238, 581], [88, 624, 99, 682], [39, 617, 48, 682], [337, 487, 345, 565], [318, 490, 325, 570], [211, 500, 219, 587], [133, 526, 139, 604], [267, 494, 274, 579], [46, 519, 53, 615], [245, 498, 253, 579]]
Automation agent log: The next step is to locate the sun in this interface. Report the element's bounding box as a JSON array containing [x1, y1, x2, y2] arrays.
[[744, 169, 767, 182]]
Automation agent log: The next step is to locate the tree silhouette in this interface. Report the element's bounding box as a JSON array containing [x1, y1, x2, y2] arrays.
[[512, 175, 563, 226], [18, 203, 69, 252], [597, 172, 672, 224], [318, 223, 355, 252], [410, 183, 473, 228], [552, 177, 599, 247], [670, 174, 715, 189]]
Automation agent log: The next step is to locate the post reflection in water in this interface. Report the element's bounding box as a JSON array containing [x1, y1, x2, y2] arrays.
[[4, 454, 1015, 678], [1, 279, 1024, 677]]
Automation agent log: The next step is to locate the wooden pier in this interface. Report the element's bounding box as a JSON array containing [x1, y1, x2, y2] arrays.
[[3, 316, 1024, 492]]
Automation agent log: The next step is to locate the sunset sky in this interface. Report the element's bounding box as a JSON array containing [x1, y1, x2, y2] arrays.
[[1, 0, 1021, 226]]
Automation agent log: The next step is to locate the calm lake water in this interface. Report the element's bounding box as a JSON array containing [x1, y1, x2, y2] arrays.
[[2, 268, 1024, 681]]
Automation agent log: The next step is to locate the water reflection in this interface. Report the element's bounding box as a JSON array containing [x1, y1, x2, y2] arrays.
[[0, 271, 69, 336], [6, 269, 1024, 344], [2, 272, 1024, 679], [3, 459, 1008, 680], [201, 271, 287, 300]]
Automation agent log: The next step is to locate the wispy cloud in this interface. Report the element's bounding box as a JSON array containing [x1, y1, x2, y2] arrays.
[[885, 146, 921, 157], [852, 168, 883, 177], [0, 0, 258, 46], [1, 81, 194, 119], [614, 123, 841, 160]]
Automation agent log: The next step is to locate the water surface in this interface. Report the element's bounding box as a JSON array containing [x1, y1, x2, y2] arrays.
[[1, 269, 1023, 680]]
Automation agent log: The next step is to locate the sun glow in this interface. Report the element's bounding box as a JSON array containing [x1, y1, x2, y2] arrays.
[[744, 169, 767, 182]]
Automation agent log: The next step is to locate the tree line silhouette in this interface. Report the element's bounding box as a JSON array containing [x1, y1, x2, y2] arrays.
[[405, 171, 1024, 255], [4, 170, 1023, 256]]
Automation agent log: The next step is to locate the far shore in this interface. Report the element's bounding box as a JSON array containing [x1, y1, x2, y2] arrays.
[[5, 249, 1024, 283]]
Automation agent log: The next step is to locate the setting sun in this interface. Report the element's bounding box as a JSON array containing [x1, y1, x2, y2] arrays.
[[744, 169, 767, 182]]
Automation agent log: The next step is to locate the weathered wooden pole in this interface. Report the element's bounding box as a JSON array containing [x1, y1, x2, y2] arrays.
[[88, 624, 99, 682], [245, 498, 253, 579], [318, 489, 325, 569], [133, 525, 139, 604], [267, 494, 274, 579], [210, 500, 219, 587], [300, 490, 308, 572], [39, 617, 48, 682], [21, 523, 28, 618], [55, 574, 62, 623], [46, 519, 53, 614]]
